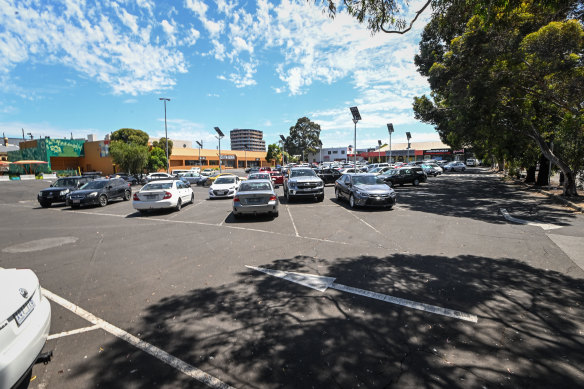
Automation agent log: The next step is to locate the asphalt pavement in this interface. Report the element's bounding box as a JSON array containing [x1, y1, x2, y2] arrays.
[[1, 168, 583, 388]]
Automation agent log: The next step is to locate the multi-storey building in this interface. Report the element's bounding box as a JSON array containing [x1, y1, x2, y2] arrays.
[[230, 129, 266, 152]]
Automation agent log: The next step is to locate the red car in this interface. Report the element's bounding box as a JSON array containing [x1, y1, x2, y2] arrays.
[[259, 167, 272, 172], [269, 171, 284, 187]]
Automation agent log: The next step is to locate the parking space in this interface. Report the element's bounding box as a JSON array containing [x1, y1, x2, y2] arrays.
[[2, 170, 584, 388]]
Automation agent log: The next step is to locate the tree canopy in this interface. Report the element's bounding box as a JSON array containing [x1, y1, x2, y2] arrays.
[[412, 0, 583, 195], [266, 144, 283, 165], [152, 138, 174, 156], [109, 141, 149, 175], [147, 147, 168, 172], [110, 128, 149, 146], [283, 117, 323, 158]]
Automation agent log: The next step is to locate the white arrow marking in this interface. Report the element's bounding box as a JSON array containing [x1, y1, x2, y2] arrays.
[[247, 266, 478, 323], [500, 208, 562, 230]]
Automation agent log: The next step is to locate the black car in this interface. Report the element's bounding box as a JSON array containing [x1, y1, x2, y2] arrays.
[[66, 178, 131, 208], [315, 168, 342, 185], [334, 173, 396, 209], [378, 167, 427, 187], [37, 176, 94, 208], [112, 173, 139, 185]]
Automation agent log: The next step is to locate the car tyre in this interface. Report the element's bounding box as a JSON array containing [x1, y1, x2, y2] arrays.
[[123, 190, 131, 201], [285, 189, 292, 202], [272, 211, 279, 218], [413, 178, 420, 186], [317, 195, 324, 202], [190, 193, 195, 204], [462, 167, 466, 172], [349, 194, 356, 209], [335, 188, 342, 201], [99, 194, 108, 207], [176, 199, 182, 211]]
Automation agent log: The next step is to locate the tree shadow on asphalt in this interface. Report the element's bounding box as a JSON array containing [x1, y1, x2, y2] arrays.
[[396, 171, 576, 226], [71, 254, 584, 388]]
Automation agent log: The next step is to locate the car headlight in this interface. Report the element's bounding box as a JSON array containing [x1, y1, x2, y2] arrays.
[[87, 191, 98, 198], [390, 192, 397, 198], [289, 182, 297, 188], [355, 190, 368, 197], [60, 189, 69, 196]]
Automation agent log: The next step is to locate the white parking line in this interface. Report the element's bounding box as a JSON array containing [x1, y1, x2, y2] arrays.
[[342, 208, 382, 235], [500, 208, 562, 230], [47, 324, 101, 340], [42, 288, 234, 389], [286, 204, 300, 237]]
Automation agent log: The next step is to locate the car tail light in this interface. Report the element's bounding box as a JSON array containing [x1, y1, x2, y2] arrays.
[[269, 195, 277, 201], [233, 196, 240, 202], [163, 191, 172, 199], [133, 193, 139, 201]]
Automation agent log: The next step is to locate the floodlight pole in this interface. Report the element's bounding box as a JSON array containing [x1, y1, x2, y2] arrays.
[[279, 135, 287, 166], [244, 144, 247, 170], [387, 123, 394, 164], [349, 107, 361, 168], [214, 127, 225, 173], [159, 98, 170, 173]]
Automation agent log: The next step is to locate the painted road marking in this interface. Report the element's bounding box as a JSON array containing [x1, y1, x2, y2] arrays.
[[500, 208, 562, 231], [47, 324, 101, 340], [286, 204, 300, 237], [41, 288, 234, 389], [343, 208, 382, 235], [247, 266, 478, 323]]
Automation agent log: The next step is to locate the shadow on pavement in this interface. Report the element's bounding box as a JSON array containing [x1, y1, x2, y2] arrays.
[[71, 253, 584, 388]]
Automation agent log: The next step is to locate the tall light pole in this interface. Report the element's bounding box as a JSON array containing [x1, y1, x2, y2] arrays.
[[214, 127, 224, 173], [387, 123, 394, 164], [244, 143, 248, 170], [406, 131, 412, 163], [279, 135, 286, 166], [349, 106, 361, 167], [159, 98, 170, 173], [196, 141, 203, 167], [377, 140, 382, 163]]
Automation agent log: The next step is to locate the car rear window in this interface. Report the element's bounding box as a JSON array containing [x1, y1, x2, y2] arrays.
[[143, 183, 172, 190], [240, 182, 272, 191]]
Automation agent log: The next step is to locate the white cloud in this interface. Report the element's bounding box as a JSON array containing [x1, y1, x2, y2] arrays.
[[161, 19, 177, 46]]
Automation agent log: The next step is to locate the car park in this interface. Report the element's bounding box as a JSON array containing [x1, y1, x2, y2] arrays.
[[443, 161, 467, 172], [37, 176, 94, 208], [0, 268, 51, 389], [283, 167, 324, 202], [378, 167, 428, 187], [232, 179, 279, 219], [133, 179, 194, 213], [315, 168, 342, 185], [209, 175, 241, 199], [334, 173, 396, 209], [66, 178, 131, 208]]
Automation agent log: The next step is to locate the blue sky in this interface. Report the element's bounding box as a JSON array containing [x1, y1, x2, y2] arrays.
[[0, 0, 438, 150]]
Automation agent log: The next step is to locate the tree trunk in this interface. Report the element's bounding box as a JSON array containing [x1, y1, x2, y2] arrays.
[[525, 165, 536, 183], [529, 126, 579, 197], [536, 153, 550, 187]]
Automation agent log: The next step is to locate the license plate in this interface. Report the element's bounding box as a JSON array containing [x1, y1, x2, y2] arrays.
[[220, 191, 226, 195], [247, 198, 260, 204], [14, 298, 35, 326], [146, 195, 157, 199], [73, 199, 80, 204]]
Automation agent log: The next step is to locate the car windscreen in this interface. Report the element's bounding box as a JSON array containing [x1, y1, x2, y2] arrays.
[[142, 183, 172, 190], [53, 178, 78, 187], [215, 177, 236, 184], [352, 176, 383, 186], [239, 182, 272, 191], [81, 180, 108, 189], [291, 169, 316, 178]]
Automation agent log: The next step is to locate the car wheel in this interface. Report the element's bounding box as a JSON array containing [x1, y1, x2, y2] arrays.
[[123, 190, 131, 201], [190, 193, 194, 204], [317, 195, 324, 202], [413, 178, 420, 186], [335, 188, 342, 201], [39, 201, 51, 208], [272, 211, 279, 218], [176, 199, 182, 211], [285, 189, 292, 202], [349, 194, 356, 209], [99, 194, 108, 207], [462, 167, 466, 172]]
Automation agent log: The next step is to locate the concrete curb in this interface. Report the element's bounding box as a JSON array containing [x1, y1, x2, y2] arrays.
[[502, 174, 584, 213]]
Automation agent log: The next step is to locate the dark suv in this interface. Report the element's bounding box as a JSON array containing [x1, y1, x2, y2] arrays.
[[66, 178, 131, 208], [37, 176, 94, 208], [315, 168, 342, 184], [378, 167, 427, 187], [283, 167, 325, 202]]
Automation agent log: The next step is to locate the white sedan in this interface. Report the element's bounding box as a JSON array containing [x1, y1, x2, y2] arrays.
[[133, 179, 194, 213], [209, 175, 241, 199], [0, 268, 51, 389]]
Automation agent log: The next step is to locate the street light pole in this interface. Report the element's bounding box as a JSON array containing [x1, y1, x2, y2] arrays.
[[159, 98, 170, 173], [244, 144, 248, 170], [349, 107, 361, 168], [279, 135, 286, 166], [214, 127, 225, 173], [378, 140, 382, 163], [387, 123, 394, 164], [196, 140, 203, 167], [406, 131, 412, 163]]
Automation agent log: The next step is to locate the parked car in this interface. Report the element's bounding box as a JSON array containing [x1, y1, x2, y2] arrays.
[[335, 173, 396, 209], [247, 173, 271, 181], [232, 179, 279, 219], [0, 268, 51, 389], [180, 171, 204, 185], [37, 176, 94, 208], [201, 168, 215, 176], [269, 171, 284, 188], [209, 175, 241, 199], [145, 172, 174, 182], [111, 173, 139, 185], [133, 179, 194, 213], [466, 158, 478, 166], [368, 166, 393, 175], [206, 172, 238, 186], [259, 167, 272, 172], [315, 168, 342, 185], [378, 167, 428, 187], [421, 164, 440, 177], [443, 161, 467, 172], [283, 167, 324, 202], [424, 162, 443, 175], [66, 178, 131, 208]]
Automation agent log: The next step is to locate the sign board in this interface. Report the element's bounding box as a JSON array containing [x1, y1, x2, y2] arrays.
[[220, 155, 235, 160]]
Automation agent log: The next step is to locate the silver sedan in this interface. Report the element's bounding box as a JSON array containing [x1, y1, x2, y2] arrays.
[[232, 179, 279, 219]]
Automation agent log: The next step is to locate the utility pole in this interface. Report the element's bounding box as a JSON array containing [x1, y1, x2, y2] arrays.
[[387, 123, 394, 164], [159, 98, 171, 173], [349, 107, 361, 168]]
